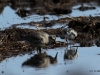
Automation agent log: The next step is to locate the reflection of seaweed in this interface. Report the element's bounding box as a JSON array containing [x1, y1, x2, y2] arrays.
[[22, 52, 58, 68], [64, 47, 78, 60]]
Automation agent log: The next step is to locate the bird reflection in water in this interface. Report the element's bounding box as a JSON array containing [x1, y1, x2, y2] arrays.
[[22, 52, 58, 68], [64, 46, 78, 60]]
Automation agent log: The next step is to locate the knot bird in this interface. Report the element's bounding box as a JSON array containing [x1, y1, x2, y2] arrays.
[[22, 31, 56, 53], [62, 28, 77, 47]]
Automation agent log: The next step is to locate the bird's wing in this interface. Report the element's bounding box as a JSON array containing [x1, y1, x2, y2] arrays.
[[24, 33, 43, 44]]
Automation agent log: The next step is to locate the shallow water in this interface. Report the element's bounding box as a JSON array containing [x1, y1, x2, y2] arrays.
[[0, 46, 100, 75], [0, 6, 69, 30], [0, 4, 100, 30], [71, 4, 100, 17], [0, 2, 100, 75]]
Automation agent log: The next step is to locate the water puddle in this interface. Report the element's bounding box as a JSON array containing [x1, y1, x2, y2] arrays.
[[0, 46, 100, 75]]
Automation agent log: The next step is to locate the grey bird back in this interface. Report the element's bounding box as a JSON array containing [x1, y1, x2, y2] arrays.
[[22, 31, 50, 46], [23, 31, 56, 44]]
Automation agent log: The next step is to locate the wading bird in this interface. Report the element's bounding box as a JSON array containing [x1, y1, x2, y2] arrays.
[[62, 27, 77, 47], [22, 31, 56, 53]]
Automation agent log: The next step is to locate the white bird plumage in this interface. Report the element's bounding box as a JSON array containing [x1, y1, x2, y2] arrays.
[[62, 27, 78, 48], [62, 28, 77, 40]]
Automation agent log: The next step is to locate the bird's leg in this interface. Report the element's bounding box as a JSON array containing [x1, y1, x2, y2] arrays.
[[69, 40, 75, 49], [69, 41, 71, 49], [66, 39, 72, 50], [70, 44, 71, 50], [38, 47, 41, 53], [66, 39, 68, 44], [37, 47, 39, 53], [66, 39, 69, 50], [37, 47, 41, 53]]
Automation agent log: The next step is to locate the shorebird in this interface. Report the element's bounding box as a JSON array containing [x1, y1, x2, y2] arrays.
[[64, 47, 78, 60], [62, 27, 77, 47], [22, 31, 56, 53], [22, 52, 58, 68]]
